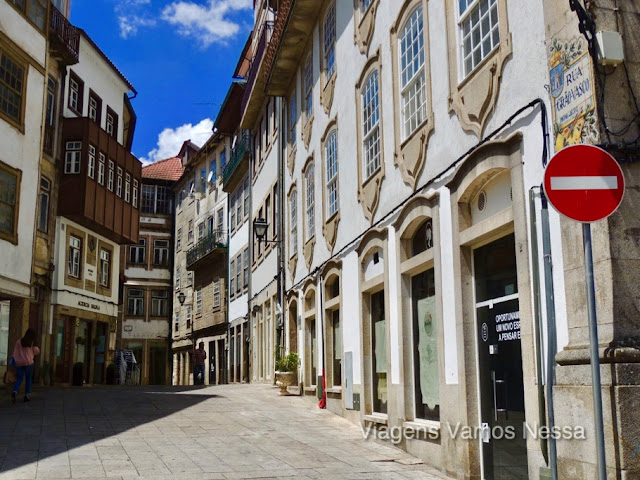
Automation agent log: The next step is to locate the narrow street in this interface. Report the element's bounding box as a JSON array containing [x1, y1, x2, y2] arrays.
[[0, 384, 447, 480]]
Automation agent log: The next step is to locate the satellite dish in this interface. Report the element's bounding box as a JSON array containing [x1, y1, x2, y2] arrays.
[[207, 171, 214, 183]]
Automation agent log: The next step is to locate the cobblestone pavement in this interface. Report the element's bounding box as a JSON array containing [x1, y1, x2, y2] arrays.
[[0, 383, 450, 480]]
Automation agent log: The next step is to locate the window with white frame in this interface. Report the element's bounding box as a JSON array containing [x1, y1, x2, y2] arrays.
[[303, 53, 313, 121], [133, 180, 139, 207], [213, 279, 220, 308], [106, 112, 114, 136], [243, 177, 249, 217], [230, 260, 235, 296], [400, 6, 427, 139], [187, 271, 193, 286], [196, 288, 202, 314], [88, 95, 98, 122], [236, 185, 242, 227], [98, 153, 105, 185], [174, 311, 180, 332], [64, 141, 81, 174], [188, 220, 194, 243], [289, 94, 297, 145], [153, 240, 169, 266], [220, 148, 227, 172], [325, 130, 339, 217], [125, 173, 131, 203], [88, 145, 95, 178], [243, 248, 249, 288], [68, 77, 80, 112], [305, 165, 315, 239], [230, 193, 236, 229], [186, 306, 192, 328], [130, 238, 146, 264], [197, 222, 205, 241], [362, 70, 381, 180], [459, 0, 500, 78], [236, 253, 242, 294], [216, 209, 224, 232], [37, 177, 50, 233], [152, 290, 168, 316], [128, 289, 144, 316], [290, 190, 298, 255], [99, 249, 110, 287], [117, 167, 123, 197], [176, 266, 181, 289], [176, 229, 182, 250], [68, 236, 81, 278], [107, 160, 114, 191], [323, 2, 336, 83]]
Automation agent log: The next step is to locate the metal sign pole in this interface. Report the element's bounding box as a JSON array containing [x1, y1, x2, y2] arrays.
[[582, 223, 607, 480]]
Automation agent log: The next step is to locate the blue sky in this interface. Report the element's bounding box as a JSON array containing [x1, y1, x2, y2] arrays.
[[70, 0, 253, 164]]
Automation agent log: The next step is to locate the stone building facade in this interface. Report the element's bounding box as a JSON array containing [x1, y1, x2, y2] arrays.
[[235, 0, 640, 478]]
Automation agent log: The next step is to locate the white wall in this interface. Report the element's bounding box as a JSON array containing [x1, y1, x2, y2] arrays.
[[63, 34, 131, 142], [280, 0, 568, 384], [0, 4, 47, 297], [51, 217, 121, 317]]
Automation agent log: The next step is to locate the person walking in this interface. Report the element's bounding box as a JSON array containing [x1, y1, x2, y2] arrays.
[[12, 328, 40, 403], [194, 341, 206, 385]]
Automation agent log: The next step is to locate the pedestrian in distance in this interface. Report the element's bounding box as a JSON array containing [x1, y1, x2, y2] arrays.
[[11, 328, 40, 403], [194, 341, 206, 385]]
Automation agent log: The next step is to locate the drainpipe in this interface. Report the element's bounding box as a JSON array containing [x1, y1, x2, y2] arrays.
[[529, 188, 549, 464], [276, 96, 285, 362], [540, 191, 559, 480]]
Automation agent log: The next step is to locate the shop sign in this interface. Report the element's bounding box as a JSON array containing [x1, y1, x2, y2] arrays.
[[548, 36, 598, 151], [78, 300, 100, 311]]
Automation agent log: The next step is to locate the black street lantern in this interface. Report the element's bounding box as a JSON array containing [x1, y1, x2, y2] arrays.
[[253, 217, 268, 241], [177, 291, 186, 305]]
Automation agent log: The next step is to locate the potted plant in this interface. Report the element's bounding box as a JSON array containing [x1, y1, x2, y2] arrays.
[[275, 352, 299, 396]]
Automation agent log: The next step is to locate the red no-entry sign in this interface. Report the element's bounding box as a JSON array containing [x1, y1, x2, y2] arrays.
[[543, 144, 625, 222]]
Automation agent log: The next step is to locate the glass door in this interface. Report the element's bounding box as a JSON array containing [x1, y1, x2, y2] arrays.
[[474, 234, 528, 480]]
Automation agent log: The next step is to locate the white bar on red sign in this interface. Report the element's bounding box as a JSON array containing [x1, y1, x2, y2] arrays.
[[550, 176, 618, 191]]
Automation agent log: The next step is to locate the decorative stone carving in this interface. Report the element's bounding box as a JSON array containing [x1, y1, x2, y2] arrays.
[[303, 237, 315, 270], [320, 72, 336, 115], [445, 0, 512, 138], [288, 253, 297, 282], [302, 115, 313, 150], [353, 0, 380, 56]]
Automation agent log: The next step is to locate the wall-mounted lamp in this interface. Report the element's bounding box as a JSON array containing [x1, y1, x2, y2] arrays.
[[177, 291, 186, 305], [253, 217, 279, 244]]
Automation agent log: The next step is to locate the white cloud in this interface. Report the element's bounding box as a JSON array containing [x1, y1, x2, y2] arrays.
[[140, 118, 214, 165], [162, 0, 252, 48], [118, 15, 156, 39], [114, 0, 156, 39]]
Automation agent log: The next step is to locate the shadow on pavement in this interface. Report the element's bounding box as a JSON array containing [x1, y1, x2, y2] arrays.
[[0, 385, 220, 475]]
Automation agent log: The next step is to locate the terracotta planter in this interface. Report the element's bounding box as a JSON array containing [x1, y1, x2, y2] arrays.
[[275, 371, 297, 396]]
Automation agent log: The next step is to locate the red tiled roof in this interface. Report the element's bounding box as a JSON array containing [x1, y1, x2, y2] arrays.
[[142, 157, 183, 181]]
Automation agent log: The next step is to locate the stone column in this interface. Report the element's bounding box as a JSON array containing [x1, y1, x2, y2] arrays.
[[172, 353, 178, 385]]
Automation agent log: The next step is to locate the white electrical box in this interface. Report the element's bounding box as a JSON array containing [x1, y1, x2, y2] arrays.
[[596, 31, 624, 66]]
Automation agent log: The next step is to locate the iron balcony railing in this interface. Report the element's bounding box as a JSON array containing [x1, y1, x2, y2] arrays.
[[240, 20, 274, 115], [48, 3, 80, 65], [186, 229, 227, 267], [223, 131, 251, 186]]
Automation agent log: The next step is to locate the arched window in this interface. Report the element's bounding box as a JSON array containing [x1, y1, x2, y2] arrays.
[[399, 6, 426, 139]]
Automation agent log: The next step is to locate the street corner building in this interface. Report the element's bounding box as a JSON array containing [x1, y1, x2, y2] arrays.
[[1, 0, 142, 387]]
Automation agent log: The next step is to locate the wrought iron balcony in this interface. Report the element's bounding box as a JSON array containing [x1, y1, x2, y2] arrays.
[[186, 229, 227, 270], [222, 131, 250, 192], [240, 20, 273, 129], [48, 3, 79, 65]]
